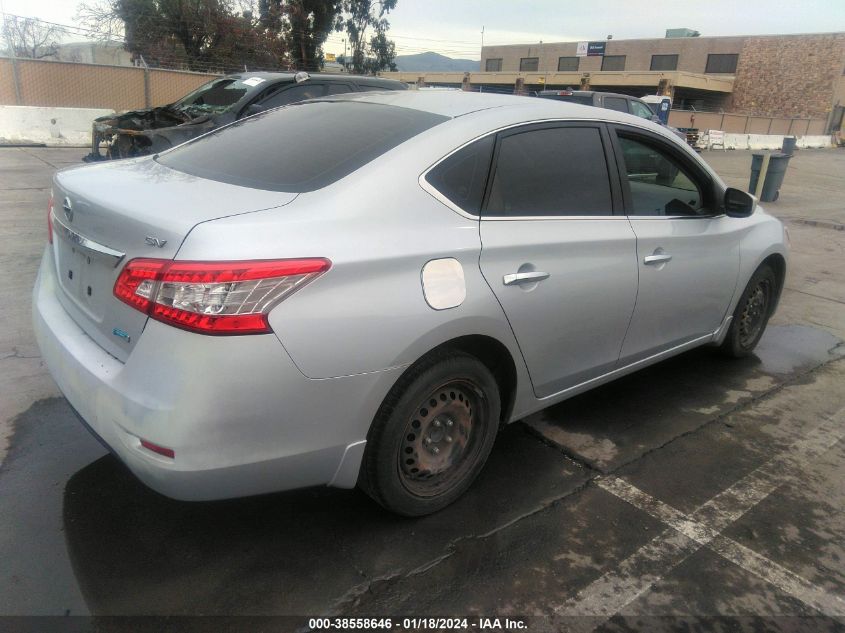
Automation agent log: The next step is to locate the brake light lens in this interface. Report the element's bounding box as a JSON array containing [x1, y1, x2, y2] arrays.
[[47, 194, 54, 244], [114, 258, 330, 335]]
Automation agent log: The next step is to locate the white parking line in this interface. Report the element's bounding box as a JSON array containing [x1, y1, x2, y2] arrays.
[[555, 407, 845, 623]]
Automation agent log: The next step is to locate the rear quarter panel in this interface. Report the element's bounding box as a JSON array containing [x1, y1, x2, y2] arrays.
[[175, 120, 534, 416]]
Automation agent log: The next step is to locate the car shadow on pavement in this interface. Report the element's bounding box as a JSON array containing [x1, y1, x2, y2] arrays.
[[61, 421, 589, 616], [58, 326, 843, 617]]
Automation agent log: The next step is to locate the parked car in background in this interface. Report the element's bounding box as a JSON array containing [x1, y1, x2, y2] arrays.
[[38, 91, 787, 516], [537, 89, 686, 139], [84, 71, 408, 161]]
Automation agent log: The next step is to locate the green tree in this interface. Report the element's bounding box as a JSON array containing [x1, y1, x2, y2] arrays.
[[340, 0, 396, 75], [77, 0, 291, 71], [280, 0, 342, 71]]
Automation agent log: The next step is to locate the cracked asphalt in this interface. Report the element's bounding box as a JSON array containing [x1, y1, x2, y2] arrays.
[[1, 147, 845, 631]]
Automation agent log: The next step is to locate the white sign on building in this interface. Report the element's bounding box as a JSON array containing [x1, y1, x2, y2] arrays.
[[576, 41, 589, 57]]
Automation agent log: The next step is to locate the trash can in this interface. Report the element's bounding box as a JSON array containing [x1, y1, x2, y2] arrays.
[[781, 136, 797, 156], [749, 152, 791, 202]]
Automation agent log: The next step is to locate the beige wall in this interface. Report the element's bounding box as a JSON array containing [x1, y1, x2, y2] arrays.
[[0, 58, 219, 111]]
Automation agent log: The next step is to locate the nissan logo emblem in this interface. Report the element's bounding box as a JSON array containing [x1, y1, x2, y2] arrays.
[[62, 197, 73, 222]]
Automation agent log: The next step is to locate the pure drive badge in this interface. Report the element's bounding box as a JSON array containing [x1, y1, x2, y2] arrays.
[[112, 328, 131, 343]]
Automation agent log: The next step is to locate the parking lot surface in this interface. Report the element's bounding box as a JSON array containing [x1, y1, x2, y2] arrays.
[[1, 147, 844, 631]]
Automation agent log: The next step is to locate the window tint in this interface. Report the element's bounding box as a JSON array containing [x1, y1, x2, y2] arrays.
[[425, 135, 494, 214], [650, 54, 678, 71], [158, 102, 447, 193], [354, 84, 397, 92], [557, 56, 579, 71], [603, 97, 629, 113], [485, 58, 502, 71], [520, 57, 539, 71], [259, 83, 325, 109], [485, 127, 613, 217], [617, 135, 704, 216], [705, 53, 738, 73], [547, 94, 593, 105], [630, 101, 655, 119], [326, 84, 353, 95], [601, 55, 626, 71]]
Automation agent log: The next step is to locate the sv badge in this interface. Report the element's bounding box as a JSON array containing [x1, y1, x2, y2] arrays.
[[145, 236, 168, 248]]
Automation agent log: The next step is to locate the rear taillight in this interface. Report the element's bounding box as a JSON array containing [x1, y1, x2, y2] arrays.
[[114, 258, 330, 335], [47, 194, 54, 244]]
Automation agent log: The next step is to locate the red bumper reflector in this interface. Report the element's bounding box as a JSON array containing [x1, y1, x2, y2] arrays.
[[140, 439, 175, 459]]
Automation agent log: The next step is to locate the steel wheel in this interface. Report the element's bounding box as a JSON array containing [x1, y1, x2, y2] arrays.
[[397, 380, 485, 498], [720, 264, 778, 358], [738, 278, 771, 348], [359, 350, 501, 516]]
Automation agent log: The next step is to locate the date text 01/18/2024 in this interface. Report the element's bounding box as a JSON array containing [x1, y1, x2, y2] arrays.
[[307, 617, 529, 630]]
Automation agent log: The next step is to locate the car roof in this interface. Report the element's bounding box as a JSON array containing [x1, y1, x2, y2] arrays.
[[315, 89, 653, 122], [223, 71, 402, 85], [538, 89, 642, 100]]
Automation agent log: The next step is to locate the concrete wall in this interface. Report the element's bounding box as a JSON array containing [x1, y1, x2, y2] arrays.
[[0, 58, 218, 112], [701, 132, 832, 150], [0, 105, 114, 146], [668, 110, 827, 135]]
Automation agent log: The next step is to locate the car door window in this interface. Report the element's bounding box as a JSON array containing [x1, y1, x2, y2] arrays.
[[617, 135, 704, 216], [485, 126, 613, 217], [259, 83, 326, 109], [603, 97, 629, 113], [630, 101, 655, 120], [425, 135, 494, 215]]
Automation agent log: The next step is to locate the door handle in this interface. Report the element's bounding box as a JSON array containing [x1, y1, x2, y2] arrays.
[[643, 253, 672, 265], [503, 271, 550, 286]]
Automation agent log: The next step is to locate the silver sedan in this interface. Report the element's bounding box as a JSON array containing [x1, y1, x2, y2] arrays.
[[33, 90, 788, 516]]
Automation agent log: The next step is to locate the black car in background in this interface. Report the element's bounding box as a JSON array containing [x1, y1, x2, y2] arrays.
[[85, 72, 408, 161]]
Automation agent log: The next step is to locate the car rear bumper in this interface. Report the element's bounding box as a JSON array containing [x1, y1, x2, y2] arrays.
[[32, 248, 401, 501]]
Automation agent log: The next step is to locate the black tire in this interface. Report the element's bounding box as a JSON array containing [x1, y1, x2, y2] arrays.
[[359, 349, 501, 517], [720, 264, 778, 358]]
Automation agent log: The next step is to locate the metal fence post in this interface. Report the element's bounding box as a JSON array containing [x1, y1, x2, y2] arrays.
[[143, 68, 151, 108], [9, 56, 22, 104]]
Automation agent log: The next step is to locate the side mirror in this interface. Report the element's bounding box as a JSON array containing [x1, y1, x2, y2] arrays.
[[724, 187, 756, 218]]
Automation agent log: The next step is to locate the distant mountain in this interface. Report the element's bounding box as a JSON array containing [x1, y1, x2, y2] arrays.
[[394, 51, 478, 73]]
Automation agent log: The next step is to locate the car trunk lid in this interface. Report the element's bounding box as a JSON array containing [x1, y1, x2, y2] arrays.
[[51, 158, 297, 362]]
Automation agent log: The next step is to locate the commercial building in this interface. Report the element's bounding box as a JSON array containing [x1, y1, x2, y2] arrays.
[[384, 30, 845, 133]]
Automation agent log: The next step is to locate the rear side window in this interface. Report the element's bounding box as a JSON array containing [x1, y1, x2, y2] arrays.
[[425, 135, 494, 214], [158, 102, 447, 192], [259, 83, 325, 109], [603, 97, 629, 113], [485, 126, 613, 217]]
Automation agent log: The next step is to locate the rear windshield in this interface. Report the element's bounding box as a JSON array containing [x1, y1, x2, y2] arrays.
[[157, 101, 447, 192]]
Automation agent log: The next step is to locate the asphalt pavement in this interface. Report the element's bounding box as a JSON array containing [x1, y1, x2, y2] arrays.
[[1, 147, 844, 632]]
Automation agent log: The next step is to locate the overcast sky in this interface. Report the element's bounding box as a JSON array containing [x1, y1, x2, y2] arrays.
[[1, 0, 843, 60]]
